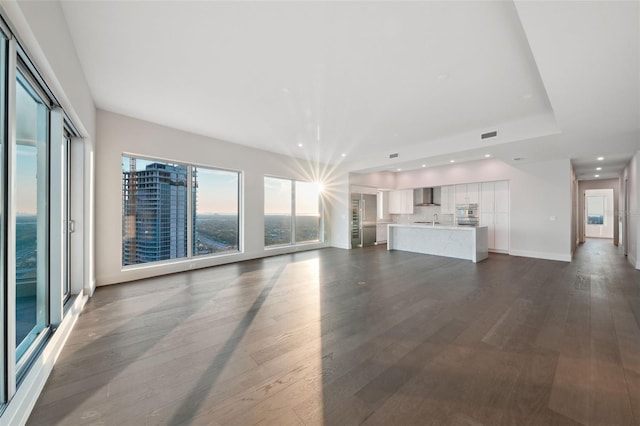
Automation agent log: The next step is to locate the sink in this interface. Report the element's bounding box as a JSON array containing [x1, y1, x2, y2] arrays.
[[414, 221, 440, 224]]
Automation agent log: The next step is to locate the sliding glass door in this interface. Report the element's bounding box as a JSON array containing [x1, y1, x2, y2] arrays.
[[0, 13, 79, 407], [14, 70, 50, 365]]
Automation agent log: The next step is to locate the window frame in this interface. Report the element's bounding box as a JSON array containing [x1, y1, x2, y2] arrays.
[[264, 175, 323, 248], [121, 153, 243, 269], [192, 163, 242, 257]]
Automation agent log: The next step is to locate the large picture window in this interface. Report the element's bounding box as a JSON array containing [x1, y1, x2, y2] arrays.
[[295, 181, 322, 243], [122, 155, 241, 266], [264, 177, 292, 246], [264, 177, 322, 247], [193, 167, 240, 256], [122, 157, 189, 265]]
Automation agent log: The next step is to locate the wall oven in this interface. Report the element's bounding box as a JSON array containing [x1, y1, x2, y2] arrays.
[[456, 203, 479, 226]]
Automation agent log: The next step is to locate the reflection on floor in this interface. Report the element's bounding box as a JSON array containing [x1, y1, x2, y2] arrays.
[[28, 239, 640, 425]]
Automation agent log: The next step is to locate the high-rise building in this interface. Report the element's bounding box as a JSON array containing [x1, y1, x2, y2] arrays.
[[122, 162, 195, 265]]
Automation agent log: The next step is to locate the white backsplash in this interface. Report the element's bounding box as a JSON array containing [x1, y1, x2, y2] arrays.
[[391, 205, 455, 225]]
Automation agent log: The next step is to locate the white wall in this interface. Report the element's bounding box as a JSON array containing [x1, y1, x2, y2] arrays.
[[388, 158, 573, 261], [328, 170, 350, 249], [2, 1, 95, 139], [95, 110, 331, 285], [350, 171, 396, 189], [623, 150, 640, 268], [584, 189, 614, 238]]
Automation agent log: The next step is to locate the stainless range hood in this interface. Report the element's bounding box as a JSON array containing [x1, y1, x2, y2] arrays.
[[414, 188, 440, 206]]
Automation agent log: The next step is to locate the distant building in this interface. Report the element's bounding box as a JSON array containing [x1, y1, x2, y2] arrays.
[[122, 162, 196, 265]]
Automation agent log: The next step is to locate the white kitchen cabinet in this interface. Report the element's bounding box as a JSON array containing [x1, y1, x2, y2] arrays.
[[494, 180, 509, 213], [440, 185, 455, 214], [377, 191, 391, 220], [388, 189, 414, 214], [455, 183, 479, 205], [480, 212, 495, 249], [480, 180, 509, 252], [494, 212, 509, 251], [376, 223, 388, 243], [481, 182, 495, 212]]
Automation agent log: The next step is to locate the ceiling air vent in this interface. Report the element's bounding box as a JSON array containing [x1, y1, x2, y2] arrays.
[[481, 131, 497, 140], [389, 153, 399, 159]]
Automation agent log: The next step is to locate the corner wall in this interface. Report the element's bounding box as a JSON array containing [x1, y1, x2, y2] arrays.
[[95, 110, 331, 285], [623, 150, 640, 268]]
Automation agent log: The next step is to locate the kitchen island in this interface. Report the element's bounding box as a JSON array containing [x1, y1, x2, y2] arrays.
[[387, 223, 488, 262]]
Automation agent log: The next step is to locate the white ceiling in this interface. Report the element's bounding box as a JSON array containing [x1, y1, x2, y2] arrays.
[[59, 0, 639, 181]]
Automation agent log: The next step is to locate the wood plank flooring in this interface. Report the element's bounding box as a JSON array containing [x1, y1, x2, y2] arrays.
[[28, 239, 640, 425]]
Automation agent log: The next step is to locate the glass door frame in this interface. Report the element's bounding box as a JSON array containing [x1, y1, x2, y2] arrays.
[[12, 60, 53, 382]]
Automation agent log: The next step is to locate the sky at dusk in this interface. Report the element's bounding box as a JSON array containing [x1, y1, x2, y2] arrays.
[[123, 157, 320, 216]]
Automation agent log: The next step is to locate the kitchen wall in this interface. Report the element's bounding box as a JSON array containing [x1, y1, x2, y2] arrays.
[[368, 157, 572, 261], [391, 205, 455, 225], [96, 110, 330, 285]]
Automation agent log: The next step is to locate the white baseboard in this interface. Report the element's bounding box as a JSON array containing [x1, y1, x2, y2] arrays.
[[330, 242, 350, 249], [1, 294, 88, 426], [629, 253, 639, 270], [489, 249, 509, 254], [509, 249, 572, 262]]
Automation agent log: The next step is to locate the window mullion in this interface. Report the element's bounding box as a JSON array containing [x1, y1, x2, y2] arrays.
[[186, 165, 193, 259], [4, 33, 17, 402], [290, 179, 295, 245]]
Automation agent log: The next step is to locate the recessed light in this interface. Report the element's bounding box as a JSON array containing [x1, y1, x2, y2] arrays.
[[594, 174, 600, 178], [597, 157, 604, 161], [596, 167, 602, 171], [437, 73, 449, 80], [297, 143, 303, 148], [421, 164, 426, 168], [341, 153, 346, 157], [397, 168, 402, 171], [484, 154, 491, 158], [450, 160, 455, 163]]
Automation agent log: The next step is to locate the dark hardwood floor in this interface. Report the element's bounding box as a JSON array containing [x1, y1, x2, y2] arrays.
[[28, 239, 640, 425]]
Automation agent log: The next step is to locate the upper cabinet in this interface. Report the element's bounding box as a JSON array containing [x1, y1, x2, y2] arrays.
[[440, 185, 455, 214], [454, 183, 479, 204], [389, 189, 414, 214]]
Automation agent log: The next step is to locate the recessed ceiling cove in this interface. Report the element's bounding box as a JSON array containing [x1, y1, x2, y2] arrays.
[[62, 1, 556, 166]]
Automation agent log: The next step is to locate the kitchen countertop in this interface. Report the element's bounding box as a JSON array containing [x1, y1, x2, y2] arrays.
[[387, 223, 488, 262], [389, 223, 486, 231]]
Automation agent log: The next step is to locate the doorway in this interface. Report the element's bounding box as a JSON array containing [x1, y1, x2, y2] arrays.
[[584, 188, 614, 240], [577, 179, 619, 246]]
